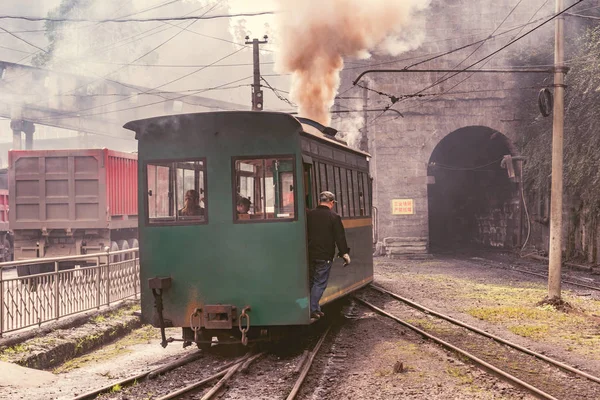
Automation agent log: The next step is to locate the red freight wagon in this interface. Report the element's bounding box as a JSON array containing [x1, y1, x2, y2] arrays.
[[8, 149, 138, 275]]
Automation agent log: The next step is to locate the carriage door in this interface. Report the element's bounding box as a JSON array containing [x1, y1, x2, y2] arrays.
[[302, 155, 314, 210]]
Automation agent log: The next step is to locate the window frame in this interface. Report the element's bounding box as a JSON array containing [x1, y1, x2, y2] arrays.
[[144, 157, 208, 226], [308, 155, 370, 219], [232, 154, 298, 224]]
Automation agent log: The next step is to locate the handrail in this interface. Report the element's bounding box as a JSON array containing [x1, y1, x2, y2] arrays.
[[0, 247, 139, 271]]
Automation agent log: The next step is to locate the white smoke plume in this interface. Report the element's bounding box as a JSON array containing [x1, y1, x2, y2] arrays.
[[274, 0, 431, 125]]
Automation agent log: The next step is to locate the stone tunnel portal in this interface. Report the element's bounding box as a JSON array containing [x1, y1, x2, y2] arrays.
[[427, 126, 520, 251]]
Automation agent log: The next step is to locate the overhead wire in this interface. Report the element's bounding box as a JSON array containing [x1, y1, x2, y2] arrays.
[[5, 0, 210, 70], [2, 0, 194, 85], [0, 25, 49, 54], [430, 157, 505, 171], [343, 13, 553, 99], [7, 0, 161, 66], [396, 0, 552, 116], [261, 77, 296, 107], [365, 0, 586, 124], [87, 61, 275, 68], [52, 83, 253, 97], [565, 11, 600, 19], [0, 45, 35, 54], [0, 11, 275, 23], [8, 2, 223, 115], [34, 49, 250, 121]]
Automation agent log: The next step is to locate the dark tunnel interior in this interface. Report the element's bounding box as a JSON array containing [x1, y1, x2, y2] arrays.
[[427, 126, 518, 251]]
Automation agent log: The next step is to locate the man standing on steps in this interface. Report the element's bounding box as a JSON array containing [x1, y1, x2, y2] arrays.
[[307, 191, 351, 320]]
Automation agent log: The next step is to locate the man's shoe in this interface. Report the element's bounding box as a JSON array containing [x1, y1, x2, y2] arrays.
[[310, 312, 321, 320], [317, 311, 325, 318]]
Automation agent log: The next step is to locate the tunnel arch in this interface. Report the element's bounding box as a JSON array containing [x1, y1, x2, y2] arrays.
[[427, 126, 520, 251]]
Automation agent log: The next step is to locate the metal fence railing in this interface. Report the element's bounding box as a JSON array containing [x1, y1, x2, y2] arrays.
[[0, 248, 140, 337]]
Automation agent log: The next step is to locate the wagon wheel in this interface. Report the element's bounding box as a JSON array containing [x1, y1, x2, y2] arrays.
[[117, 240, 131, 260], [127, 238, 139, 250], [0, 237, 10, 263], [109, 241, 120, 264], [127, 238, 139, 258]]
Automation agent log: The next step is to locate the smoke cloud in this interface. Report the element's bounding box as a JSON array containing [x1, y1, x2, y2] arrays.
[[274, 0, 430, 125]]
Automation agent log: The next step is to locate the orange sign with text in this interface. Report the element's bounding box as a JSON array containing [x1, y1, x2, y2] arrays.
[[392, 199, 414, 215]]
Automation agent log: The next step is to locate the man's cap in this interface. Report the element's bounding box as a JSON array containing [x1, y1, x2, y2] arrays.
[[319, 191, 336, 203]]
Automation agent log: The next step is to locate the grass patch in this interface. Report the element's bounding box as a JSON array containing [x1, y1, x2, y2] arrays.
[[508, 324, 549, 339], [111, 383, 122, 393], [405, 317, 454, 335], [397, 272, 600, 358], [446, 366, 474, 385], [0, 343, 28, 361], [53, 325, 158, 373]]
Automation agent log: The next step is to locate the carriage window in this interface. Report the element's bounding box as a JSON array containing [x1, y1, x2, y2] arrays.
[[352, 170, 361, 216], [234, 156, 296, 221], [147, 160, 206, 225], [362, 173, 371, 217], [333, 166, 343, 216], [340, 167, 349, 217], [346, 169, 356, 216]]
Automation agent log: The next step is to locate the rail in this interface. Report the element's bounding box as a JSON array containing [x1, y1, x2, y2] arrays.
[[0, 248, 140, 337]]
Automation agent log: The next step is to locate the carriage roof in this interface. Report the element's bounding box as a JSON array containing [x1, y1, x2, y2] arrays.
[[123, 111, 370, 158]]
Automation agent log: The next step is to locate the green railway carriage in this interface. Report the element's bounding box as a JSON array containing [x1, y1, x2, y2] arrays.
[[124, 111, 373, 347]]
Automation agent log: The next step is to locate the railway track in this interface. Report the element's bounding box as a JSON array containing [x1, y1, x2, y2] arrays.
[[73, 322, 335, 400], [356, 284, 600, 400], [507, 264, 600, 293], [468, 254, 600, 293]]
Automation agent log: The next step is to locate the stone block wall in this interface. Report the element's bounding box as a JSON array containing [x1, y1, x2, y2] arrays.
[[337, 0, 553, 255]]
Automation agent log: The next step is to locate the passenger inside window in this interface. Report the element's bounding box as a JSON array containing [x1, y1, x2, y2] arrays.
[[237, 197, 251, 216], [179, 189, 204, 217]]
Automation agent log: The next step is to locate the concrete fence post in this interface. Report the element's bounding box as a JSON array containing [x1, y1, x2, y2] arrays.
[[96, 256, 101, 310], [54, 261, 59, 320]]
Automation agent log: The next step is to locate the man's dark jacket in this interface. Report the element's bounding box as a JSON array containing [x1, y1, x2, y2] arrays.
[[307, 205, 350, 261]]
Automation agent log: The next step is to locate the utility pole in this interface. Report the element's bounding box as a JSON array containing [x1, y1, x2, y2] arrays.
[[548, 0, 566, 300], [245, 35, 268, 111]]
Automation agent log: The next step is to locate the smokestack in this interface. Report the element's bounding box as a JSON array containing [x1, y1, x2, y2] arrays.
[[274, 0, 430, 125]]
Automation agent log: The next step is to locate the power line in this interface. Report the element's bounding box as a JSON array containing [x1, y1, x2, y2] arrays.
[[35, 50, 250, 122], [12, 3, 221, 114], [430, 157, 504, 171], [0, 24, 49, 54], [367, 0, 586, 123], [0, 45, 35, 54], [566, 11, 600, 19], [389, 0, 531, 114], [396, 0, 552, 117], [438, 0, 526, 79], [88, 61, 275, 68], [0, 0, 190, 35], [3, 1, 202, 85], [341, 13, 552, 97], [407, 0, 584, 96], [0, 11, 275, 23], [55, 75, 252, 119], [119, 0, 184, 18], [261, 77, 296, 107], [52, 83, 252, 97]]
